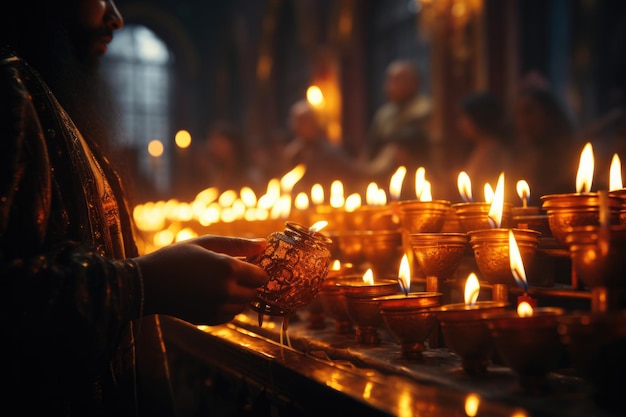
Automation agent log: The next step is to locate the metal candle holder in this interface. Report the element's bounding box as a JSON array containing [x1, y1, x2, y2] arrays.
[[468, 228, 540, 303], [374, 292, 442, 360], [336, 277, 400, 345], [433, 301, 509, 375]]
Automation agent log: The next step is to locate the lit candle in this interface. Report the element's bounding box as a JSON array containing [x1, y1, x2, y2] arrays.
[[509, 229, 537, 308], [457, 171, 473, 203], [516, 180, 530, 208], [398, 253, 411, 295]]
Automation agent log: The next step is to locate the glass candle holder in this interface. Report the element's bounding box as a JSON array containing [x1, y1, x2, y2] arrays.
[[248, 222, 333, 323]]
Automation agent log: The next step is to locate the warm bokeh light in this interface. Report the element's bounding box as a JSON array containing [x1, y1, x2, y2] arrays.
[[464, 273, 480, 306], [148, 139, 164, 157], [174, 129, 192, 149], [415, 167, 426, 200], [330, 180, 345, 208], [419, 180, 432, 202], [398, 254, 411, 293], [330, 259, 341, 271], [311, 183, 325, 205], [576, 142, 594, 193], [517, 301, 534, 317], [516, 180, 530, 207], [306, 85, 325, 108], [484, 183, 494, 204], [362, 268, 374, 285], [390, 166, 407, 200], [218, 189, 237, 207], [609, 153, 623, 191], [280, 164, 306, 193], [487, 173, 505, 228], [309, 220, 328, 233], [464, 393, 480, 417], [344, 193, 362, 212], [294, 192, 310, 210], [457, 171, 472, 202], [240, 186, 257, 208], [509, 230, 528, 292]]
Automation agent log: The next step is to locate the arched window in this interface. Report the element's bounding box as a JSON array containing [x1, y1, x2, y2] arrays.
[[101, 24, 174, 196]]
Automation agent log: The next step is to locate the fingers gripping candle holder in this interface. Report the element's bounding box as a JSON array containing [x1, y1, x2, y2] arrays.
[[248, 222, 333, 329]]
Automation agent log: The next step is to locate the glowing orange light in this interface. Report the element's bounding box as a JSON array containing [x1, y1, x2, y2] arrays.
[[487, 173, 505, 228], [330, 180, 345, 208], [309, 220, 328, 233], [457, 171, 473, 202], [516, 180, 530, 208], [415, 167, 427, 200], [464, 393, 480, 417], [610, 153, 623, 191], [398, 254, 411, 293], [280, 164, 306, 193], [484, 183, 494, 204], [389, 166, 407, 201], [174, 130, 192, 149], [576, 142, 594, 193], [311, 184, 325, 205], [344, 193, 362, 212], [517, 301, 534, 317], [509, 230, 528, 292], [294, 192, 309, 210], [148, 139, 164, 157], [464, 273, 480, 306], [362, 268, 374, 285], [306, 85, 325, 108], [330, 259, 341, 271]]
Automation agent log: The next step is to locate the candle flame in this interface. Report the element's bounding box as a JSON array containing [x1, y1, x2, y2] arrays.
[[218, 189, 238, 207], [330, 180, 345, 208], [415, 167, 427, 200], [306, 85, 324, 107], [390, 166, 407, 200], [464, 393, 481, 417], [516, 180, 530, 207], [509, 230, 528, 292], [398, 254, 411, 294], [240, 186, 257, 208], [420, 180, 433, 202], [294, 192, 310, 210], [280, 164, 306, 193], [464, 273, 480, 306], [457, 171, 473, 202], [270, 194, 291, 219], [362, 268, 374, 285], [344, 193, 362, 212], [517, 301, 534, 317], [309, 220, 328, 233], [484, 183, 494, 204], [610, 153, 623, 191], [575, 142, 594, 193], [330, 259, 341, 271], [487, 173, 505, 228], [311, 183, 325, 205]]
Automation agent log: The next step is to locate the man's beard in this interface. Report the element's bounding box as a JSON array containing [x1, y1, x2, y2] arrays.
[[42, 28, 119, 155]]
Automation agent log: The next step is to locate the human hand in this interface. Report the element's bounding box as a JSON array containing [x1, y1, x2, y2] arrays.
[[134, 235, 269, 325]]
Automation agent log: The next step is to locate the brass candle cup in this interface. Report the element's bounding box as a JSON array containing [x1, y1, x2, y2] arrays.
[[557, 311, 626, 412], [541, 192, 622, 247], [409, 233, 468, 284], [397, 200, 452, 233], [360, 229, 403, 278], [336, 278, 400, 345], [433, 301, 509, 375], [483, 307, 565, 395], [374, 292, 442, 360], [468, 228, 540, 286], [453, 202, 514, 233], [317, 275, 355, 334], [563, 224, 626, 290], [344, 205, 399, 231]]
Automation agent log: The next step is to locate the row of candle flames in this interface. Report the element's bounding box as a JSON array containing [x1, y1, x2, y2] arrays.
[[168, 140, 624, 405], [133, 141, 620, 248]]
